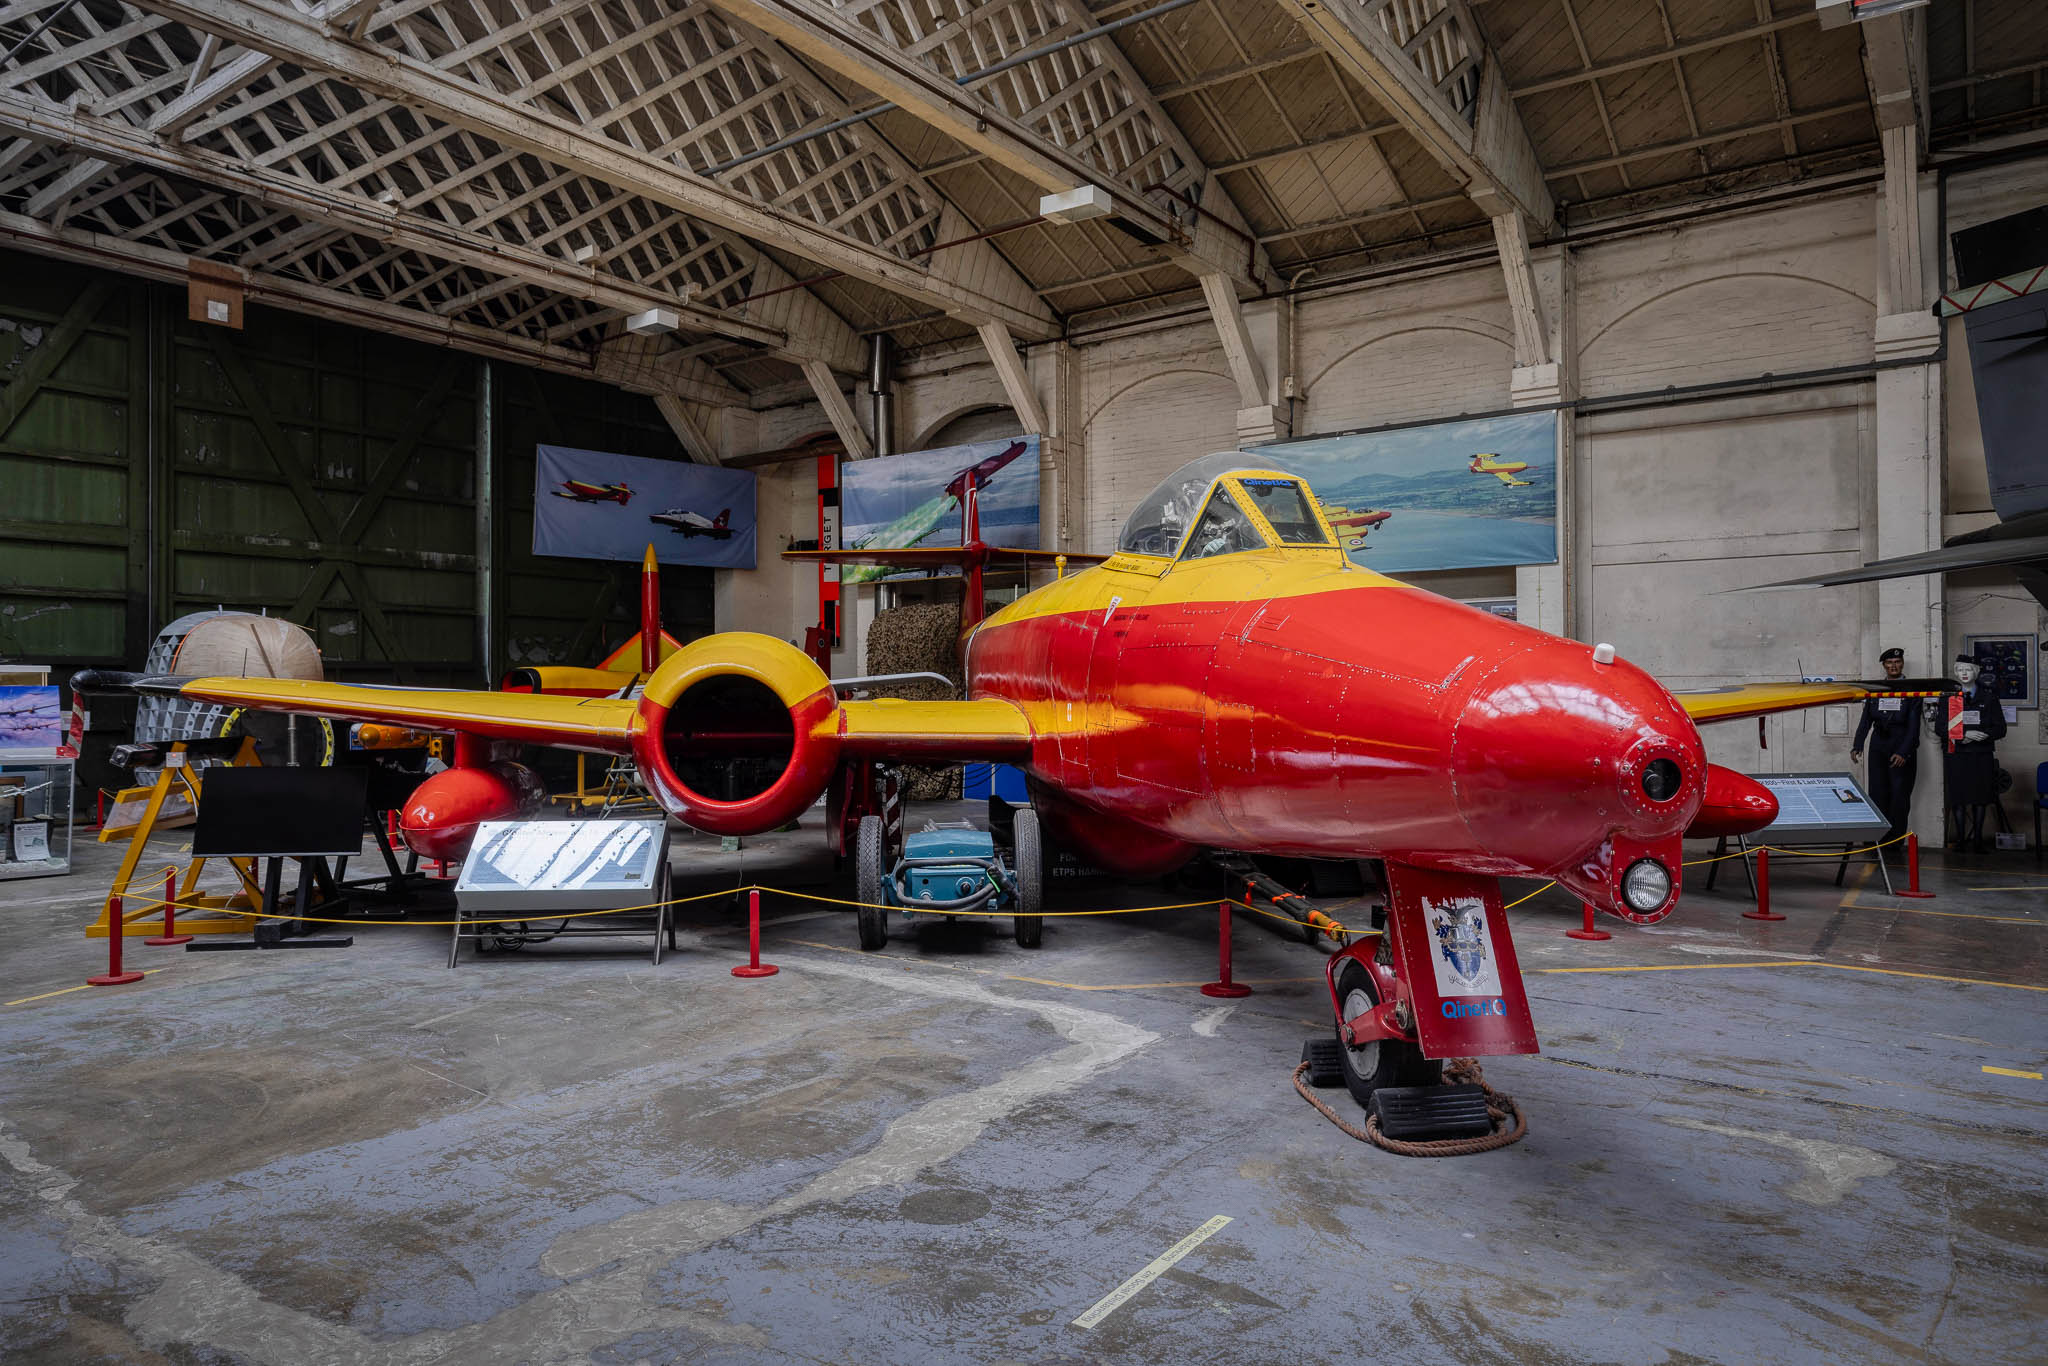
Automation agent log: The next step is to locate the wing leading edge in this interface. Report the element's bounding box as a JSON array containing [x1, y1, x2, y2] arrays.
[[1673, 679, 1954, 725], [78, 672, 639, 753], [74, 671, 1034, 766]]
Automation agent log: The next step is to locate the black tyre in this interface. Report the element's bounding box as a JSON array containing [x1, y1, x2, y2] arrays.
[[855, 814, 888, 950], [1332, 960, 1439, 1107], [1012, 807, 1043, 948]]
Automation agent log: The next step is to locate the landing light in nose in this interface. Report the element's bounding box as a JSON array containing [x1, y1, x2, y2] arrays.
[[1622, 858, 1673, 915]]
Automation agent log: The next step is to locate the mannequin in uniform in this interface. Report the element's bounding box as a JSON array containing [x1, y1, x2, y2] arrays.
[[1944, 654, 2007, 851], [1851, 647, 1918, 842]]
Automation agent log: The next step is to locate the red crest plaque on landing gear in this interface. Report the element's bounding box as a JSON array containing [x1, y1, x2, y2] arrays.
[[1384, 864, 1539, 1059]]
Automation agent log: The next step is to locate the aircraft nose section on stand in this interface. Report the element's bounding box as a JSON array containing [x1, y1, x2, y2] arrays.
[[1449, 640, 1704, 921]]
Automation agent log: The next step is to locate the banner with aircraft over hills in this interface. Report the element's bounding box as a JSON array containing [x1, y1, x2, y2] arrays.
[[1253, 410, 1559, 575], [837, 435, 1041, 583], [533, 444, 757, 569]]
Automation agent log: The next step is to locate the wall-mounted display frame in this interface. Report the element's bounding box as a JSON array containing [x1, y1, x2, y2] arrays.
[[1965, 633, 2035, 710]]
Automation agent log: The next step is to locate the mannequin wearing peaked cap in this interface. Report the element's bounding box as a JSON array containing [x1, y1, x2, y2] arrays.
[[1945, 653, 2007, 852], [1851, 648, 1918, 843]]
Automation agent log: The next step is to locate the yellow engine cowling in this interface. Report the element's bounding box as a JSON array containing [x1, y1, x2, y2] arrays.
[[630, 633, 842, 836]]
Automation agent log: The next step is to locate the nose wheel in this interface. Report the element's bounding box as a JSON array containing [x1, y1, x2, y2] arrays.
[[1332, 958, 1439, 1107]]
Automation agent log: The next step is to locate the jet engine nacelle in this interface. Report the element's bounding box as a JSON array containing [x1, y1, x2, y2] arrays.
[[631, 632, 842, 836], [1684, 764, 1781, 839], [400, 761, 548, 860]]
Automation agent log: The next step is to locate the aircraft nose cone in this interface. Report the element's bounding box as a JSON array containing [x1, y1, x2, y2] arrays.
[[1449, 642, 1703, 870]]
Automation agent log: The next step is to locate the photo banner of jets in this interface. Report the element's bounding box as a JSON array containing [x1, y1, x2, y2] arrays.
[[838, 435, 1040, 583], [533, 444, 757, 569], [1251, 410, 1558, 575]]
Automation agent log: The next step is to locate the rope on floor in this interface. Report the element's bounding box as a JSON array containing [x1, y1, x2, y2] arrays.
[[1291, 1058, 1527, 1157]]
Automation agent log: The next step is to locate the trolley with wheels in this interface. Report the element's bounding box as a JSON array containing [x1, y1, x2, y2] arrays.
[[850, 808, 1043, 951]]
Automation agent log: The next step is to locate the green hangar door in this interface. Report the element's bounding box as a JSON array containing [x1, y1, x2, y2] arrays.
[[0, 248, 710, 689]]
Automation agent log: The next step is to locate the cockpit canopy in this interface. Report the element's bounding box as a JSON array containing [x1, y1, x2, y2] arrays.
[[1116, 452, 1332, 559]]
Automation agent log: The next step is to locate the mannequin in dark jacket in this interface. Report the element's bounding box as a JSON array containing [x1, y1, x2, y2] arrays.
[[1852, 647, 1919, 842]]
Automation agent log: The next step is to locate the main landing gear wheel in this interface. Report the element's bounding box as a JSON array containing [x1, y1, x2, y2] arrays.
[[1012, 807, 1043, 949], [1333, 960, 1440, 1107], [855, 814, 888, 951]]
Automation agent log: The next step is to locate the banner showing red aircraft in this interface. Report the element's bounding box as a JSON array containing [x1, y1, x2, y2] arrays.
[[650, 507, 733, 539], [552, 479, 633, 505], [76, 454, 1949, 1077]]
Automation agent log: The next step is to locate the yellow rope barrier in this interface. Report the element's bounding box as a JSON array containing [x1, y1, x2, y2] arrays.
[[107, 832, 1917, 933]]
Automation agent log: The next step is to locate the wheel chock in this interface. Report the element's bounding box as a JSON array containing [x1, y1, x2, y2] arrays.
[[1299, 1038, 1345, 1088], [1367, 1084, 1492, 1141]]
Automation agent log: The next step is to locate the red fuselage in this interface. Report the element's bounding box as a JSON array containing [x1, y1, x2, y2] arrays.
[[966, 550, 1707, 916]]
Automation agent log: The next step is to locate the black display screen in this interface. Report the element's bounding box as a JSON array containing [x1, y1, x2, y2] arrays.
[[191, 766, 370, 858]]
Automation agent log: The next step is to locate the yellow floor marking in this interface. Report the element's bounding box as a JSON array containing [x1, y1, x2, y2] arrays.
[[1820, 961, 2048, 992], [1982, 1065, 2044, 1080], [1540, 959, 2048, 993], [1838, 898, 2041, 925], [1072, 1215, 1233, 1330], [6, 968, 165, 1006], [1966, 885, 2048, 893]]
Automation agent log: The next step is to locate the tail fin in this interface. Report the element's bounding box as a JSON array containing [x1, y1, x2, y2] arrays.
[[640, 543, 660, 676], [715, 508, 730, 528]]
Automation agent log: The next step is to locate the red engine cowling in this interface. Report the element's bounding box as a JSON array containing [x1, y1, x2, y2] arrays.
[[630, 633, 842, 836], [399, 761, 548, 860], [1685, 764, 1780, 839]]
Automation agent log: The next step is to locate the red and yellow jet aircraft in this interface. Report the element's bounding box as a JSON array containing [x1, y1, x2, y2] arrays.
[[552, 479, 634, 505], [76, 454, 1945, 1078]]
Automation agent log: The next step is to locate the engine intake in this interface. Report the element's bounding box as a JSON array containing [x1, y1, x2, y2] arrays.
[[631, 633, 841, 835]]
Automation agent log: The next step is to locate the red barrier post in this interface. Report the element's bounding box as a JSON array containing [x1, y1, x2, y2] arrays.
[[1566, 902, 1612, 941], [1742, 847, 1784, 921], [731, 888, 779, 978], [1201, 899, 1252, 998], [1896, 832, 1936, 899], [87, 893, 145, 986], [144, 867, 192, 947]]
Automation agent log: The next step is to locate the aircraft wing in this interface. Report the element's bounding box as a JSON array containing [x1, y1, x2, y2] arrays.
[[1672, 679, 1953, 725], [74, 670, 1035, 764], [73, 671, 638, 753], [1751, 533, 2048, 590], [835, 696, 1034, 761]]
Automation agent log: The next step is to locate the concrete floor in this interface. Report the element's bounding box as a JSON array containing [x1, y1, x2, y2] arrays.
[[1, 807, 2044, 1365]]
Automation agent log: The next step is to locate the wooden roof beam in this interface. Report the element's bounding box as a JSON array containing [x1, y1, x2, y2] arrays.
[[127, 0, 1059, 342], [712, 0, 1270, 294], [1275, 0, 1553, 226], [0, 90, 815, 371]]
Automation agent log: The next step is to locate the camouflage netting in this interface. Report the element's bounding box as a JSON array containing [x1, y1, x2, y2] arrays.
[[864, 602, 963, 800]]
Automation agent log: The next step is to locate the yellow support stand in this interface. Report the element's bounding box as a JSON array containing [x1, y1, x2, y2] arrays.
[[87, 738, 264, 937]]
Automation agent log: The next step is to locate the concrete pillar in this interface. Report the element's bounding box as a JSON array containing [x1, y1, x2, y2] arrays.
[[1873, 121, 1946, 841], [1512, 244, 1573, 638], [1028, 340, 1082, 552]]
